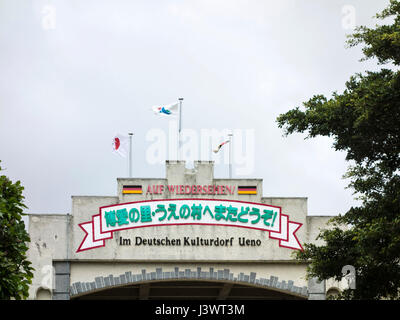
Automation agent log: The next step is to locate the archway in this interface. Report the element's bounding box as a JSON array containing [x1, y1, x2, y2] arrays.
[[36, 287, 52, 300], [72, 279, 306, 300], [70, 267, 308, 300]]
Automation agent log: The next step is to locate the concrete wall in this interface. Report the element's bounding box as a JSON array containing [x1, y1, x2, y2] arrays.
[[27, 214, 69, 299]]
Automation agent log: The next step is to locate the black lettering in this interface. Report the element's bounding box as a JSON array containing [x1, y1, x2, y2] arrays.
[[135, 237, 142, 245], [184, 237, 190, 245]]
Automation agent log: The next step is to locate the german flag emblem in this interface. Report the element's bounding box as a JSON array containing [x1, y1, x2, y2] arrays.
[[238, 186, 257, 195], [122, 185, 142, 194]]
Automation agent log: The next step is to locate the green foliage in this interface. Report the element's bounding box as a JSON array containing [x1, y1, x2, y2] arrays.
[[297, 176, 400, 299], [0, 161, 34, 299], [347, 0, 400, 65], [277, 1, 400, 299]]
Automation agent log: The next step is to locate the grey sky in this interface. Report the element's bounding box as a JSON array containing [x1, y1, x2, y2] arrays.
[[0, 0, 390, 217]]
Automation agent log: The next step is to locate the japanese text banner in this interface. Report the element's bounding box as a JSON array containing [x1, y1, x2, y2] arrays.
[[77, 199, 303, 252]]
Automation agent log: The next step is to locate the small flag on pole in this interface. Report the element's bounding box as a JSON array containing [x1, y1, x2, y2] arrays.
[[213, 140, 230, 153], [151, 102, 179, 117], [238, 186, 257, 195], [112, 133, 129, 157], [122, 185, 142, 194]]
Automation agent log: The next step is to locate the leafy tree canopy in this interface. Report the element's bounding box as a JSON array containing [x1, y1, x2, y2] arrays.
[[0, 161, 34, 299], [277, 0, 400, 299]]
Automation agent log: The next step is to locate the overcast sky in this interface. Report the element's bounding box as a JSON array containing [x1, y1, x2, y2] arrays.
[[0, 0, 390, 218]]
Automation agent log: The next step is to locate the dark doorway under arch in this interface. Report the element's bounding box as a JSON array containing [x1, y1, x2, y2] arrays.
[[72, 280, 307, 300]]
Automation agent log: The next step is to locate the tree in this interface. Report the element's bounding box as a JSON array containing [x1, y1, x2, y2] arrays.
[[0, 161, 34, 299], [276, 0, 400, 299]]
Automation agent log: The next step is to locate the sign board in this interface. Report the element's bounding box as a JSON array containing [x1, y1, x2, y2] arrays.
[[122, 184, 257, 195], [77, 199, 303, 252]]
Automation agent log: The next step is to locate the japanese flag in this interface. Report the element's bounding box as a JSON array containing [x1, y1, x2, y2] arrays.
[[112, 134, 129, 157]]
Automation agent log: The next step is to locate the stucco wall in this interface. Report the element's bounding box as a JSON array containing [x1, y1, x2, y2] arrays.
[[27, 214, 69, 299]]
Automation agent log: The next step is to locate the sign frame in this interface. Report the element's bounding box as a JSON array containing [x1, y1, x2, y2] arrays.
[[77, 198, 303, 252]]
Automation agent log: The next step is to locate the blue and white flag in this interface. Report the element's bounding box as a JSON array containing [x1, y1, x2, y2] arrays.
[[151, 102, 179, 117]]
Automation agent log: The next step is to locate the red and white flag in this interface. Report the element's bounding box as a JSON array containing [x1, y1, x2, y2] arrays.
[[213, 140, 230, 153], [112, 134, 129, 157]]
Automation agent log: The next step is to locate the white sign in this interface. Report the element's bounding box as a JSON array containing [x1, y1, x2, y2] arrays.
[[77, 199, 303, 252]]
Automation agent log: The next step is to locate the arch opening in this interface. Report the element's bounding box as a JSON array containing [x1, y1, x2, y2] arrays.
[[72, 279, 307, 300], [36, 287, 52, 300]]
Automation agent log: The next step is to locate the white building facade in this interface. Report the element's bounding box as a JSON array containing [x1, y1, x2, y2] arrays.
[[27, 161, 343, 300]]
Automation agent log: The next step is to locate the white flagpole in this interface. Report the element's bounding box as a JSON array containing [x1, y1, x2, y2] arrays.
[[209, 136, 212, 161], [228, 132, 233, 179], [178, 98, 184, 160], [128, 132, 133, 177]]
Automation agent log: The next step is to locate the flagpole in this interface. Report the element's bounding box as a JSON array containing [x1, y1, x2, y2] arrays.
[[178, 97, 183, 160], [228, 132, 233, 179], [128, 132, 133, 177], [209, 136, 212, 161]]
